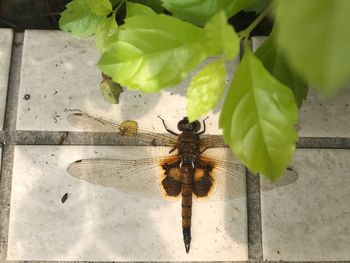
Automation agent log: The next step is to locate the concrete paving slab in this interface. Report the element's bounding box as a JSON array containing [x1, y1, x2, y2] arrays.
[[299, 88, 350, 137], [0, 29, 13, 130], [252, 37, 350, 138], [17, 30, 236, 134], [7, 145, 248, 261], [261, 149, 350, 261]]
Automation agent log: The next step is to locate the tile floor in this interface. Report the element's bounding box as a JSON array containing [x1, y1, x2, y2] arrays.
[[261, 149, 350, 261], [252, 37, 350, 260], [0, 31, 349, 262]]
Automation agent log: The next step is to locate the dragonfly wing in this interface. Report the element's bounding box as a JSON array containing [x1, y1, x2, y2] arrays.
[[67, 113, 120, 133], [260, 167, 299, 192], [67, 156, 181, 200], [199, 135, 226, 151], [197, 148, 299, 200], [67, 112, 178, 146], [194, 148, 246, 201], [208, 162, 246, 201]]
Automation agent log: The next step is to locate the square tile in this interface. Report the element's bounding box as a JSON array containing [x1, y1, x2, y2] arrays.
[[298, 88, 350, 137], [261, 149, 350, 260], [252, 37, 350, 137], [0, 29, 13, 130], [17, 30, 237, 134], [7, 146, 248, 261]]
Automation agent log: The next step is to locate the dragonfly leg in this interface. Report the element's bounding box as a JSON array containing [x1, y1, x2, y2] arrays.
[[169, 145, 177, 154], [200, 146, 210, 154], [197, 116, 209, 135], [157, 115, 179, 136]]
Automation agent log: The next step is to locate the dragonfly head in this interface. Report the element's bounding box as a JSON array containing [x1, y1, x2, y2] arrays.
[[178, 117, 201, 133]]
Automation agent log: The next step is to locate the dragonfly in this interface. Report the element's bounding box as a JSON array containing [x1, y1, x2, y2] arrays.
[[67, 112, 298, 253]]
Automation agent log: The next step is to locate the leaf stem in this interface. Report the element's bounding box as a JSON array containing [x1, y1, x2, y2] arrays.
[[113, 0, 126, 14], [238, 3, 273, 39]]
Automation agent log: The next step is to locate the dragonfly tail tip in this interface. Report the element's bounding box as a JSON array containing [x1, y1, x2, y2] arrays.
[[185, 242, 190, 253]]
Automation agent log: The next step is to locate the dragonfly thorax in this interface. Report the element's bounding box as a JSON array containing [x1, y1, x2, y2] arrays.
[[178, 131, 200, 163]]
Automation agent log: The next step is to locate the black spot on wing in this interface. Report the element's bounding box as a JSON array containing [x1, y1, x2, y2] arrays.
[[161, 160, 181, 197], [162, 175, 181, 197]]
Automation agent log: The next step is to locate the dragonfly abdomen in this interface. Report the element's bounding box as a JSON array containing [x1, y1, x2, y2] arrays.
[[181, 163, 194, 253]]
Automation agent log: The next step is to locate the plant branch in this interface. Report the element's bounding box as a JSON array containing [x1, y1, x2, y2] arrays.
[[238, 3, 273, 39], [114, 0, 126, 13]]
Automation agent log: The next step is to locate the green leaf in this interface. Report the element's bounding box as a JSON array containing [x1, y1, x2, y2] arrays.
[[204, 11, 239, 59], [187, 59, 226, 122], [219, 45, 298, 181], [126, 2, 157, 18], [129, 0, 164, 13], [59, 0, 104, 37], [162, 0, 259, 25], [255, 32, 308, 107], [109, 0, 123, 7], [275, 0, 350, 93], [95, 14, 118, 53], [87, 0, 113, 16], [244, 0, 271, 13], [98, 14, 207, 92], [100, 74, 124, 104]]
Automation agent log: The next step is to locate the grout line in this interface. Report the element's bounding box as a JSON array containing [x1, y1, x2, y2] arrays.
[[3, 33, 23, 132], [296, 137, 350, 148], [2, 130, 350, 148], [0, 130, 224, 146], [0, 145, 14, 262], [0, 29, 14, 131], [0, 32, 24, 262], [246, 170, 263, 261]]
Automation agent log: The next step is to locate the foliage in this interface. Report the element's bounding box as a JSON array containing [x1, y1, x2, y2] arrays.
[[100, 73, 124, 103], [59, 0, 110, 37], [220, 42, 298, 180], [275, 0, 350, 93], [59, 0, 350, 181], [161, 0, 259, 25], [98, 7, 208, 92], [255, 26, 307, 108]]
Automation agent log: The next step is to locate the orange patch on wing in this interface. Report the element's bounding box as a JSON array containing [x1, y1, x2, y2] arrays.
[[168, 167, 181, 181], [194, 168, 205, 181], [159, 155, 179, 169]]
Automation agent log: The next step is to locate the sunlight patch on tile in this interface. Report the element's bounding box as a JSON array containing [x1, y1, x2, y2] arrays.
[[7, 146, 247, 261], [17, 30, 237, 134]]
